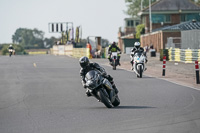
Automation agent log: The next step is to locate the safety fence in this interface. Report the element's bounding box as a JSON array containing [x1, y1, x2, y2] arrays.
[[168, 48, 200, 63], [51, 45, 91, 59]]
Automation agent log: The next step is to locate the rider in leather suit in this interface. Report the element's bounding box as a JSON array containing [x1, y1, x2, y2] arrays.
[[79, 56, 119, 96], [108, 42, 121, 65], [130, 42, 147, 69]]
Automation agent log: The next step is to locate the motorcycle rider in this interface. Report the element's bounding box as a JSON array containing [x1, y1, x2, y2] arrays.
[[79, 56, 119, 97], [108, 42, 121, 65], [8, 44, 15, 55], [8, 44, 14, 50], [130, 42, 147, 70]]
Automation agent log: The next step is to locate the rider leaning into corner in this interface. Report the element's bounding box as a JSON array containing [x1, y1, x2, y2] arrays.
[[108, 42, 121, 65], [130, 42, 148, 70], [79, 56, 119, 97]]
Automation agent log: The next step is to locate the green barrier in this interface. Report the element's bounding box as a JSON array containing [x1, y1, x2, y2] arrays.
[[160, 49, 169, 61]]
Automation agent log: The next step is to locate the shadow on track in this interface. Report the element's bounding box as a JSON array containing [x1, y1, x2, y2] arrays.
[[82, 106, 156, 110], [113, 106, 156, 109]]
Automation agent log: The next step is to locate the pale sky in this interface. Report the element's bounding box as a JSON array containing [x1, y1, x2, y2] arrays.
[[0, 0, 128, 44]]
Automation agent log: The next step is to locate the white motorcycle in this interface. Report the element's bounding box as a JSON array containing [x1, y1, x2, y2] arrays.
[[131, 52, 146, 78], [110, 52, 120, 70], [9, 49, 13, 57]]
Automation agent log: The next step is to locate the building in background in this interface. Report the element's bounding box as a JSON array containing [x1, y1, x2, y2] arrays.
[[181, 29, 200, 49], [118, 17, 140, 53], [139, 0, 200, 52], [139, 0, 200, 33], [141, 20, 200, 52]]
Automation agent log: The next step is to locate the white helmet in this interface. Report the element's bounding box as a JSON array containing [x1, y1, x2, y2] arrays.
[[10, 44, 12, 47], [134, 42, 140, 49]]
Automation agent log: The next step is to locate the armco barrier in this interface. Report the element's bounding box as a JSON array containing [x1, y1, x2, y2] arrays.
[[168, 48, 200, 63]]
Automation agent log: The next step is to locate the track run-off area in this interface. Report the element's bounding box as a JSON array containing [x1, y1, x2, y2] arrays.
[[0, 55, 200, 133]]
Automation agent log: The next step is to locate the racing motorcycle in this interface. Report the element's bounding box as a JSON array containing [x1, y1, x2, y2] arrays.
[[8, 49, 13, 57], [110, 52, 120, 70], [131, 52, 146, 78], [85, 70, 120, 108]]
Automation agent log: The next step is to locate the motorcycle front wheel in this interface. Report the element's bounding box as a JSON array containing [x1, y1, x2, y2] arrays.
[[139, 65, 142, 78], [113, 60, 116, 70], [97, 90, 113, 108], [112, 95, 120, 107]]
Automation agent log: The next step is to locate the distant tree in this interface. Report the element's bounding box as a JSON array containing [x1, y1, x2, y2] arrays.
[[12, 28, 44, 48], [44, 37, 57, 48], [191, 0, 200, 5], [81, 38, 88, 44], [124, 0, 157, 17], [1, 44, 26, 55], [101, 39, 109, 48], [136, 24, 145, 39]]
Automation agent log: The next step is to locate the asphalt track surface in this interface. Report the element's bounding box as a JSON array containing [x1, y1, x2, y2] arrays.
[[0, 55, 200, 133]]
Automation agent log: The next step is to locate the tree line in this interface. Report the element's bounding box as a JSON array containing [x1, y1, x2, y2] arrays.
[[12, 28, 57, 49], [0, 28, 110, 55]]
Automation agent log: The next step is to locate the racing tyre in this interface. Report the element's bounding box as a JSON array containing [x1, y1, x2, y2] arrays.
[[97, 90, 113, 108], [139, 65, 142, 78], [113, 60, 116, 70], [112, 95, 120, 107]]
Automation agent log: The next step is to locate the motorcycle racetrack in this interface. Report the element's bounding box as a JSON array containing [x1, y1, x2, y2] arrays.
[[0, 55, 200, 133]]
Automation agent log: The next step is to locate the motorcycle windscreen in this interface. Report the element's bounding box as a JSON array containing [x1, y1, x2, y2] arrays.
[[85, 70, 98, 80], [134, 52, 142, 57], [111, 52, 118, 57]]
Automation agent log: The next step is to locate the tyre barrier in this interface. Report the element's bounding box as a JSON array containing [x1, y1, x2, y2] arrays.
[[168, 48, 200, 63]]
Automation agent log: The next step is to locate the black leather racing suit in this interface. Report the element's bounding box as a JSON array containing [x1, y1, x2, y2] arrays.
[[80, 63, 118, 94]]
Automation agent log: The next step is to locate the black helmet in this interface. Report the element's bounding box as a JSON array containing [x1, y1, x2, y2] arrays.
[[79, 56, 89, 68], [112, 42, 116, 46]]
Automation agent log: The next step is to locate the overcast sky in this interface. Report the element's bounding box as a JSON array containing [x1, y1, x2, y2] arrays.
[[0, 0, 128, 43]]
